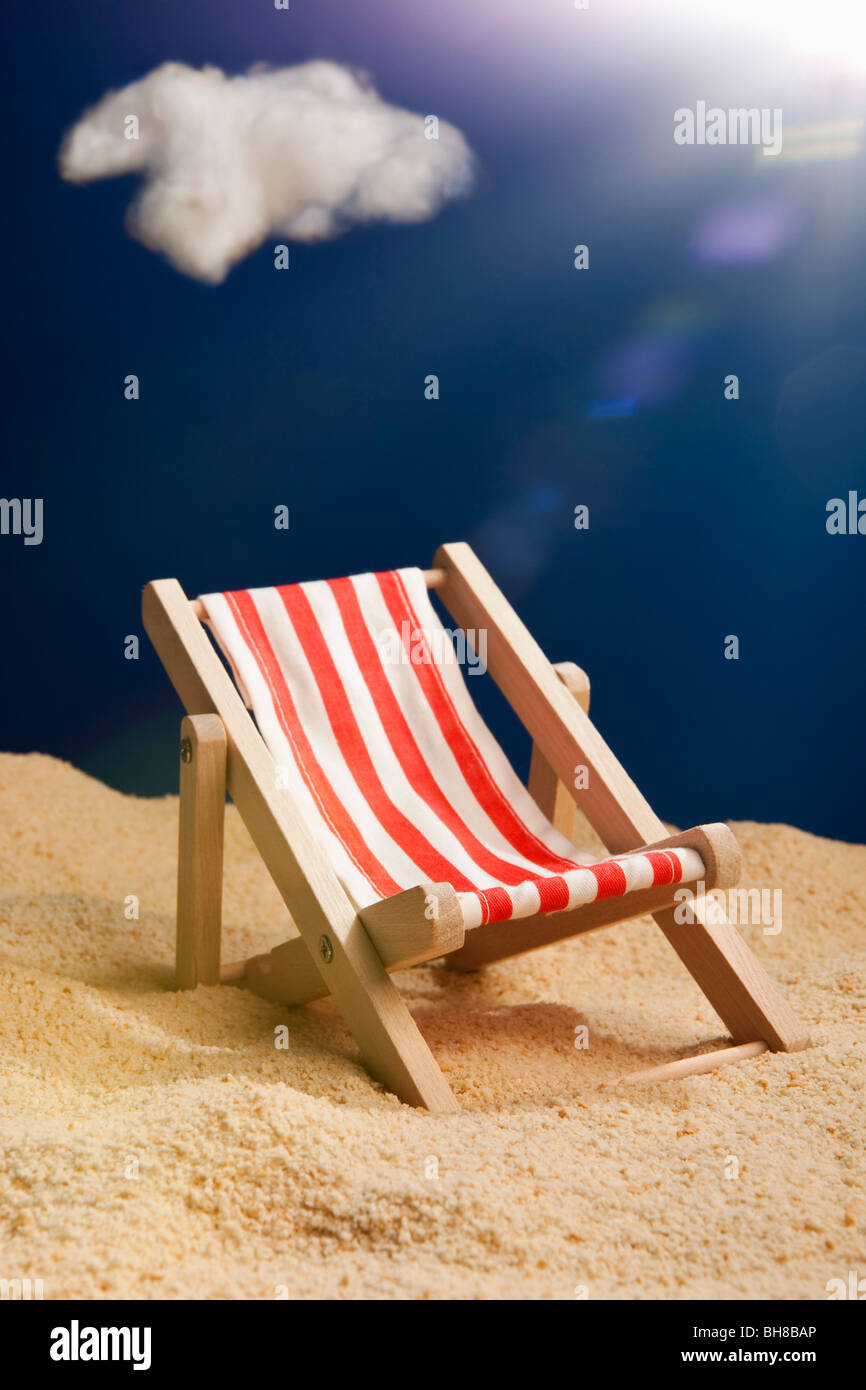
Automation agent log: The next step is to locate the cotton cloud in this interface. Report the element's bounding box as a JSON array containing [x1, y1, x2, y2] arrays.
[[58, 61, 475, 283]]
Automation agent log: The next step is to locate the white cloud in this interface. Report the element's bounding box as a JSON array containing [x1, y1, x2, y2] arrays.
[[59, 61, 475, 283]]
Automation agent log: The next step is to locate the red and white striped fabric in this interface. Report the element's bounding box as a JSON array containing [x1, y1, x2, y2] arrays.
[[199, 568, 705, 931]]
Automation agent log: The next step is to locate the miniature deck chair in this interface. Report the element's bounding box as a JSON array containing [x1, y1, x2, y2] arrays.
[[142, 543, 808, 1112]]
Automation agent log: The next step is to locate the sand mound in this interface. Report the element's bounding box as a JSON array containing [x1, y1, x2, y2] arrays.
[[1, 753, 863, 1299]]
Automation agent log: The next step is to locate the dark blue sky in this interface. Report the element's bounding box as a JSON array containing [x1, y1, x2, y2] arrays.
[[3, 0, 865, 842]]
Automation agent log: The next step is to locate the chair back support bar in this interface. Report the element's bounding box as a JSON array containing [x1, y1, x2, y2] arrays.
[[143, 578, 460, 1112], [433, 543, 808, 1053]]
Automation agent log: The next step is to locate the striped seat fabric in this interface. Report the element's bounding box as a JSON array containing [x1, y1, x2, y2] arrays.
[[199, 568, 705, 931]]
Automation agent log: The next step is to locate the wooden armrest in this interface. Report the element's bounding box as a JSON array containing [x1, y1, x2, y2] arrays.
[[222, 883, 464, 1006], [638, 822, 742, 891]]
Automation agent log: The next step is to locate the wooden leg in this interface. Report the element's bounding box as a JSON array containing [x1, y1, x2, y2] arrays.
[[528, 744, 579, 843], [528, 662, 590, 842], [176, 713, 226, 989], [435, 542, 810, 1054], [145, 580, 459, 1112]]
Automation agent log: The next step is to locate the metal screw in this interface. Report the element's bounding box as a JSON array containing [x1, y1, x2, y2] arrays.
[[180, 737, 193, 764], [319, 934, 334, 964]]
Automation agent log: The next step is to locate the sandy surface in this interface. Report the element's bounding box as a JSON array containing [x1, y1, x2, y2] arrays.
[[0, 752, 863, 1300]]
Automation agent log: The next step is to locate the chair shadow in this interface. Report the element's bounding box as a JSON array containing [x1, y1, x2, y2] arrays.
[[1, 891, 729, 1110]]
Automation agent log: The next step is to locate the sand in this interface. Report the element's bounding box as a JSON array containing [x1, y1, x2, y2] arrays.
[[1, 751, 863, 1300]]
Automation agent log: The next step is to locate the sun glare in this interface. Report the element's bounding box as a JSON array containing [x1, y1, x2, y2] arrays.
[[677, 0, 866, 73]]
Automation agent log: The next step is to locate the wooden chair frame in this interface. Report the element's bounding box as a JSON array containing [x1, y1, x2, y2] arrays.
[[142, 542, 808, 1112]]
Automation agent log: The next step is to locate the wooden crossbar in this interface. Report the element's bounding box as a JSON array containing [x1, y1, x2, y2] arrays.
[[446, 822, 742, 971], [190, 567, 447, 622], [605, 1040, 768, 1087]]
